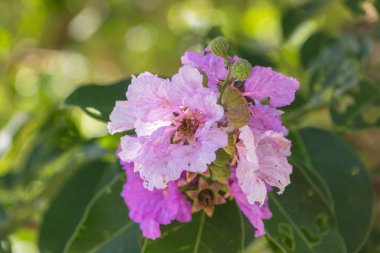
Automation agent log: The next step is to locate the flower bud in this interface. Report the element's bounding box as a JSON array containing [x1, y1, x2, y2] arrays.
[[231, 59, 252, 80], [209, 37, 229, 57]]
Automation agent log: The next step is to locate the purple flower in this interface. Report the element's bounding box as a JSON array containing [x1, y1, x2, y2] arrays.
[[243, 66, 300, 107], [249, 105, 288, 135], [181, 51, 228, 90], [121, 163, 192, 240], [230, 171, 272, 237], [235, 125, 292, 206], [108, 38, 301, 240], [109, 65, 227, 190]]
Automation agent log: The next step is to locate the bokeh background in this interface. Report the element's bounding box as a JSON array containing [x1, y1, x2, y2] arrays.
[[0, 0, 379, 252]]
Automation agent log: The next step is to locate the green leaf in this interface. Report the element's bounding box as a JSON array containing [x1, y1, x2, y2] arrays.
[[297, 128, 374, 253], [375, 1, 380, 14], [39, 160, 114, 253], [306, 34, 370, 97], [65, 78, 131, 122], [65, 174, 142, 253], [20, 110, 83, 184], [308, 46, 359, 96], [0, 237, 12, 253], [281, 0, 329, 39], [209, 149, 231, 181], [358, 226, 380, 253], [300, 31, 333, 68], [343, 0, 365, 15], [265, 163, 347, 253], [144, 201, 254, 253], [222, 86, 251, 129], [329, 80, 380, 129], [0, 204, 7, 227]]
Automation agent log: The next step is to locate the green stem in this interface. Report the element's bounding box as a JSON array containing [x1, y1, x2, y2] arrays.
[[218, 66, 232, 104], [193, 212, 206, 253]]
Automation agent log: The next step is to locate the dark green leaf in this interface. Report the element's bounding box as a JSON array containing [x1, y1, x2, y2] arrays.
[[265, 164, 347, 253], [300, 31, 333, 68], [20, 111, 82, 184], [358, 226, 380, 253], [343, 0, 365, 15], [306, 34, 370, 97], [65, 174, 142, 253], [298, 128, 374, 253], [375, 1, 380, 14], [329, 80, 380, 129], [39, 160, 114, 253], [144, 201, 254, 253], [281, 1, 329, 39], [0, 204, 7, 227], [0, 237, 12, 253], [65, 78, 131, 122], [309, 46, 359, 96], [222, 86, 251, 129]]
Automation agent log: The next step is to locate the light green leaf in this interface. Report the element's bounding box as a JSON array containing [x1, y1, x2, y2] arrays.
[[65, 78, 131, 122], [209, 148, 231, 181], [222, 86, 251, 129]]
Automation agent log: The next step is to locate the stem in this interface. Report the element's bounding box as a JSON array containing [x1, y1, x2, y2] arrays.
[[217, 66, 232, 104], [193, 212, 205, 253]]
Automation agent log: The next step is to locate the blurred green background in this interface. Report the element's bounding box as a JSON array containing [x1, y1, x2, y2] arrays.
[[0, 0, 379, 252]]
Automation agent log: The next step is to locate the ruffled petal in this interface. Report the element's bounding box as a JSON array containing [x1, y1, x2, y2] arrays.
[[230, 173, 272, 237], [181, 51, 228, 90], [120, 127, 185, 190], [249, 105, 288, 135], [236, 126, 292, 205], [255, 130, 292, 194], [244, 66, 300, 107], [126, 73, 173, 120], [108, 101, 135, 134], [121, 166, 192, 240], [172, 127, 228, 173], [236, 126, 266, 205]]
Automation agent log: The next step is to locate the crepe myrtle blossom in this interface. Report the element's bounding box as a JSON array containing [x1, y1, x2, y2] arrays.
[[108, 37, 300, 240], [229, 170, 272, 237], [181, 49, 228, 91], [109, 65, 228, 190], [243, 66, 300, 107], [121, 162, 192, 239], [235, 125, 292, 206]]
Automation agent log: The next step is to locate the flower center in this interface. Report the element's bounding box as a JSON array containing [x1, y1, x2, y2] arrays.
[[172, 109, 205, 144], [178, 117, 199, 137]]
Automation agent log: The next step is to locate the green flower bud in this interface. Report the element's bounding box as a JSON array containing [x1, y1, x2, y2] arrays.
[[209, 37, 229, 57], [231, 59, 252, 80]]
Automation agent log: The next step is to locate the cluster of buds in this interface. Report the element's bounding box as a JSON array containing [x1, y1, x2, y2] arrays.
[[109, 37, 300, 239]]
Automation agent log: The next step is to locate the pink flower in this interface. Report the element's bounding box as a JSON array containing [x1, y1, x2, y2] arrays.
[[249, 105, 288, 135], [181, 50, 228, 90], [243, 66, 300, 107], [230, 171, 272, 237], [121, 163, 192, 240], [109, 65, 227, 190], [235, 125, 292, 206]]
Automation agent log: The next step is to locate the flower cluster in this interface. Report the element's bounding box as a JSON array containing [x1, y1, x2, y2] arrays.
[[108, 37, 300, 239]]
